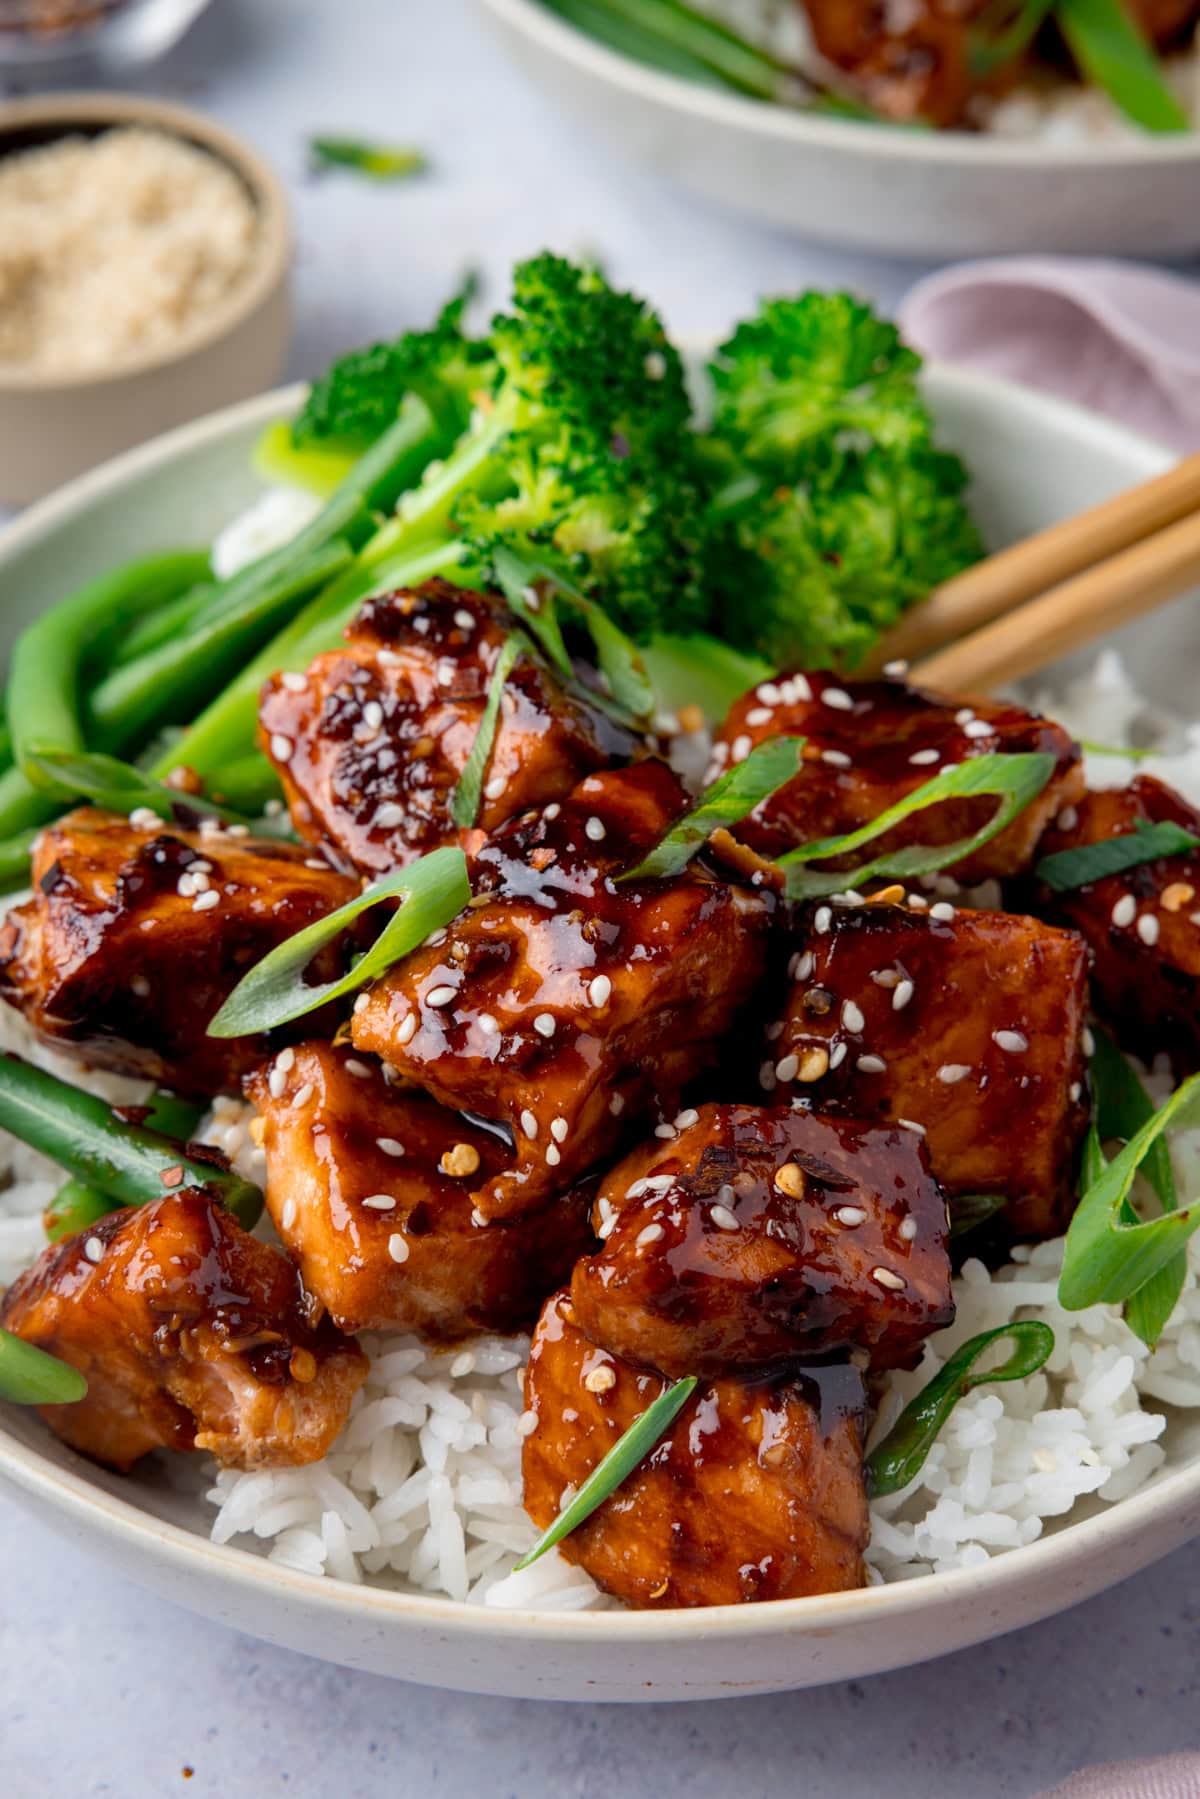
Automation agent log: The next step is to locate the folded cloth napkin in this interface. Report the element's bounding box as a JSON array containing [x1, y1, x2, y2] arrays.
[[898, 258, 1200, 452], [1034, 1750, 1200, 1797]]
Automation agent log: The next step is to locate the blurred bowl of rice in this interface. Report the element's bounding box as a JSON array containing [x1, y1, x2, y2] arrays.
[[0, 91, 291, 506]]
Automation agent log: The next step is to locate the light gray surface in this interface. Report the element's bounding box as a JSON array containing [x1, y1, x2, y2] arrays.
[[0, 0, 1197, 1791]]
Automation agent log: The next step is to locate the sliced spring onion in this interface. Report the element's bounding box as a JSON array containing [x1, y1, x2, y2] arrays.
[[1056, 0, 1190, 133], [513, 1375, 698, 1570], [0, 1329, 87, 1407], [22, 748, 292, 839], [967, 0, 1056, 74], [778, 751, 1056, 902], [308, 136, 427, 180], [492, 547, 656, 726], [948, 1192, 1008, 1239], [1081, 1028, 1185, 1346], [640, 632, 772, 725], [450, 635, 524, 829], [1059, 1070, 1200, 1313], [866, 1321, 1055, 1497], [491, 546, 574, 683], [1035, 818, 1200, 893], [1079, 739, 1159, 761], [621, 736, 806, 882], [208, 845, 471, 1038]]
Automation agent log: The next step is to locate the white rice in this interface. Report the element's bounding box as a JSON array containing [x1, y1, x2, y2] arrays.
[[2, 647, 1200, 1607]]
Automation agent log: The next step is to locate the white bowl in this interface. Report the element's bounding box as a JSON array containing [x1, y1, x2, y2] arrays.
[[0, 369, 1197, 1703], [475, 0, 1200, 258]]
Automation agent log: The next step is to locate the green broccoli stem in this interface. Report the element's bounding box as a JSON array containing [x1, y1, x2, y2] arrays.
[[151, 536, 472, 785]]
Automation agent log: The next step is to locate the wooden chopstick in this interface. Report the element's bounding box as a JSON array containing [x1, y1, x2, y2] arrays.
[[909, 505, 1200, 694], [861, 450, 1200, 676]]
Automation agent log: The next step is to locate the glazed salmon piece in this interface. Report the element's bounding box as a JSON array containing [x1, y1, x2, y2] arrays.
[[351, 762, 774, 1221], [259, 580, 633, 876], [521, 1290, 869, 1609], [571, 1101, 953, 1380], [246, 1042, 592, 1339], [711, 672, 1082, 885], [0, 1190, 366, 1473], [0, 807, 359, 1097], [766, 898, 1090, 1239], [1035, 775, 1200, 1078]]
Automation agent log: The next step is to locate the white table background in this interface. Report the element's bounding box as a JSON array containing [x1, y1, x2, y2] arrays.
[[2, 2, 1198, 1792]]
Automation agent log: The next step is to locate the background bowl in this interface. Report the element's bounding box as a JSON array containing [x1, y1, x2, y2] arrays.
[[475, 0, 1200, 259], [0, 367, 1197, 1700], [0, 91, 291, 506]]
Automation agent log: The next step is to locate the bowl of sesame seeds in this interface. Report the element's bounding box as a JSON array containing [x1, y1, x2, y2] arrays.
[[0, 90, 291, 505]]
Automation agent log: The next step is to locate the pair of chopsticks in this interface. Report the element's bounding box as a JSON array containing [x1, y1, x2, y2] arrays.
[[861, 451, 1200, 693]]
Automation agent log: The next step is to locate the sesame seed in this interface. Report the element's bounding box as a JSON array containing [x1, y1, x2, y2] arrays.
[[898, 1118, 926, 1134], [821, 686, 853, 711], [829, 1042, 848, 1069], [544, 803, 561, 821], [585, 816, 606, 842], [84, 1236, 103, 1263], [279, 670, 308, 694], [883, 660, 909, 679], [793, 951, 814, 981], [899, 1216, 919, 1241], [483, 775, 507, 801], [674, 1108, 698, 1130], [192, 890, 219, 912], [834, 1206, 866, 1227], [545, 1144, 561, 1167], [908, 748, 939, 766], [362, 1194, 397, 1210], [1137, 913, 1160, 946], [822, 749, 852, 769], [269, 733, 293, 762], [454, 608, 476, 631], [756, 682, 781, 705], [131, 974, 151, 998], [746, 706, 773, 726], [396, 1013, 417, 1045], [892, 979, 914, 1010], [937, 1063, 971, 1084], [841, 999, 865, 1032], [857, 1054, 887, 1073], [534, 1013, 556, 1038], [930, 901, 956, 922], [993, 1029, 1028, 1054], [129, 806, 161, 831], [1070, 1080, 1083, 1102], [353, 992, 370, 1014], [550, 1117, 569, 1142], [281, 1198, 297, 1232], [906, 893, 929, 910], [963, 719, 994, 740], [1082, 1026, 1096, 1056], [292, 1082, 313, 1109], [1111, 894, 1137, 928], [872, 1266, 906, 1291], [814, 906, 832, 933], [374, 802, 407, 829], [710, 1204, 740, 1231], [759, 1061, 777, 1092], [610, 1093, 625, 1116], [626, 1178, 649, 1199], [520, 1109, 538, 1139], [376, 1137, 405, 1157], [955, 708, 975, 726], [387, 1233, 410, 1264], [654, 1123, 677, 1139], [344, 1058, 372, 1079], [477, 1013, 499, 1036], [798, 1047, 830, 1082], [1163, 881, 1195, 912], [584, 1364, 617, 1394], [267, 1066, 287, 1100], [730, 733, 752, 762], [637, 1223, 665, 1248], [1056, 805, 1078, 831], [589, 974, 612, 1007], [362, 700, 384, 732]]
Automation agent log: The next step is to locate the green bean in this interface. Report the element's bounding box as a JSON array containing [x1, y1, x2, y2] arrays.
[[43, 1091, 206, 1241], [7, 551, 210, 801], [0, 1052, 262, 1230], [205, 752, 283, 816]]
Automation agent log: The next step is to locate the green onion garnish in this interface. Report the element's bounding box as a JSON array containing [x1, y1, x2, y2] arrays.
[[1080, 740, 1159, 761], [621, 736, 806, 882], [513, 1375, 698, 1570], [778, 751, 1056, 901], [866, 1321, 1055, 1497], [0, 1328, 87, 1407], [1055, 0, 1190, 132], [1035, 819, 1200, 893], [23, 747, 290, 839], [1068, 1029, 1187, 1344], [450, 635, 524, 829], [491, 547, 655, 726], [208, 845, 471, 1038], [1059, 1068, 1200, 1315], [308, 137, 428, 181], [948, 1192, 1008, 1239]]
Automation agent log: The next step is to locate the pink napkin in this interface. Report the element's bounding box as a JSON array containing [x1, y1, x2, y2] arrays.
[[1034, 1751, 1200, 1797], [898, 258, 1200, 451]]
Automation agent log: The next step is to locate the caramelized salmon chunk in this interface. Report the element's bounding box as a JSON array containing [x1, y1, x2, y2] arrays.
[[571, 1102, 952, 1380], [246, 1042, 592, 1339], [0, 808, 359, 1097], [259, 579, 632, 876], [1036, 776, 1200, 1077], [768, 900, 1090, 1239], [352, 762, 773, 1220], [522, 1291, 869, 1608], [0, 1191, 365, 1473], [712, 672, 1082, 884]]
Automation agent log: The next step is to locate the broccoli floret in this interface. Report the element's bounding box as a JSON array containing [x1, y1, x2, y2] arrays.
[[293, 280, 491, 450], [712, 445, 984, 670], [382, 253, 711, 638], [707, 292, 929, 476]]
